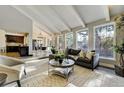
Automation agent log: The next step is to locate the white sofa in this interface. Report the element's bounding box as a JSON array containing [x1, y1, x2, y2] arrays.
[[0, 55, 26, 87]]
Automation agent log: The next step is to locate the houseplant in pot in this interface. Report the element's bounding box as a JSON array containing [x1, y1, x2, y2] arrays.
[[54, 52, 65, 64], [114, 39, 124, 76], [114, 39, 124, 66], [113, 14, 124, 76]]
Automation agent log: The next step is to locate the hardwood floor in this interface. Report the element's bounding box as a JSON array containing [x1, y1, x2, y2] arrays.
[[4, 58, 124, 87], [0, 52, 20, 58]]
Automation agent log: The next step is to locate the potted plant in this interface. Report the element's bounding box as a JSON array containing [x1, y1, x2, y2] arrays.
[[114, 39, 124, 66], [59, 54, 65, 64], [54, 53, 65, 64], [113, 14, 124, 76]]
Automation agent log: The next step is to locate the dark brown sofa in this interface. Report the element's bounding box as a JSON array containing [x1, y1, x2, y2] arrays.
[[67, 48, 99, 71], [49, 48, 99, 71], [75, 54, 99, 71]]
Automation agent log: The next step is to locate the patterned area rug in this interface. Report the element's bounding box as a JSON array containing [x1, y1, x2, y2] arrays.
[[21, 73, 68, 87]]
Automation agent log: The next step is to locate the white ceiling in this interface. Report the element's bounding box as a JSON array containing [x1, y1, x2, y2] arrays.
[[0, 6, 32, 33], [110, 5, 124, 16], [74, 5, 105, 23], [12, 5, 124, 33]]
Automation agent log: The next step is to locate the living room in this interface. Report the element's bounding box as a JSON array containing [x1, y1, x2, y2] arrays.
[[0, 3, 124, 89]]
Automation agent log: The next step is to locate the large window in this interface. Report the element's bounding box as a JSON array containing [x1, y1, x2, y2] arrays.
[[57, 35, 64, 49], [65, 32, 73, 48], [76, 29, 88, 51], [94, 22, 115, 59]]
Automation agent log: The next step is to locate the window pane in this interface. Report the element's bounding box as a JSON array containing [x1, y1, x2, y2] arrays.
[[58, 35, 64, 49], [76, 30, 88, 51], [65, 32, 73, 48], [95, 23, 115, 59]]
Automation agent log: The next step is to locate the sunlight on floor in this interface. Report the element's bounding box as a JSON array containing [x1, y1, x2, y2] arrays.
[[26, 66, 37, 72]]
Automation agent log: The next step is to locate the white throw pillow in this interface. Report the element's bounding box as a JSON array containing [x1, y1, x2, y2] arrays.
[[86, 52, 95, 60], [79, 50, 86, 58]]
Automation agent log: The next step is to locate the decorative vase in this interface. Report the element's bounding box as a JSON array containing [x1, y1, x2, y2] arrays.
[[59, 59, 63, 64]]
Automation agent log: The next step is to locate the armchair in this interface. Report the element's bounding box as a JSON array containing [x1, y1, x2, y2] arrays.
[[0, 56, 26, 87]]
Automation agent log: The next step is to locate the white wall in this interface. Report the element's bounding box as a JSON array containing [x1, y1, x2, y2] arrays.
[[0, 6, 33, 54], [0, 29, 6, 47], [0, 6, 32, 33]]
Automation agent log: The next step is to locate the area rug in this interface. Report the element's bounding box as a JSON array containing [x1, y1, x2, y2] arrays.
[[69, 66, 124, 87], [21, 73, 68, 87]]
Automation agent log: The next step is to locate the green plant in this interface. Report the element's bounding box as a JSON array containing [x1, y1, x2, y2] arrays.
[[54, 52, 65, 61], [114, 39, 124, 54], [55, 53, 64, 59], [114, 14, 124, 30], [113, 39, 124, 66], [51, 46, 58, 54]]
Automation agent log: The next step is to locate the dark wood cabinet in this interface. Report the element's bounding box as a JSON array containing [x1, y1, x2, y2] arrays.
[[18, 46, 29, 57], [6, 46, 29, 57], [6, 35, 24, 43], [6, 46, 19, 52]]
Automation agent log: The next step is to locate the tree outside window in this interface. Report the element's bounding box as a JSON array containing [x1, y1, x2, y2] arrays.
[[58, 35, 64, 49], [65, 32, 73, 48], [76, 30, 88, 51], [95, 23, 115, 59]]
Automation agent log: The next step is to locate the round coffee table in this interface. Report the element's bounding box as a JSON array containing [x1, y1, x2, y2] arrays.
[[48, 59, 75, 80]]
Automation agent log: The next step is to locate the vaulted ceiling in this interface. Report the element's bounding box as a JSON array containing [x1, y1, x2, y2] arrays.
[[12, 5, 124, 33]]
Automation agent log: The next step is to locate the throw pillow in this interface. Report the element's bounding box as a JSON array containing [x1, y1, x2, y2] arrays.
[[86, 51, 95, 60], [79, 50, 86, 58], [70, 49, 81, 55], [67, 49, 72, 54]]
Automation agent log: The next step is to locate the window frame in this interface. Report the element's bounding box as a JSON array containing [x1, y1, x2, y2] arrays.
[[65, 32, 74, 48], [76, 28, 89, 50], [93, 22, 116, 60]]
